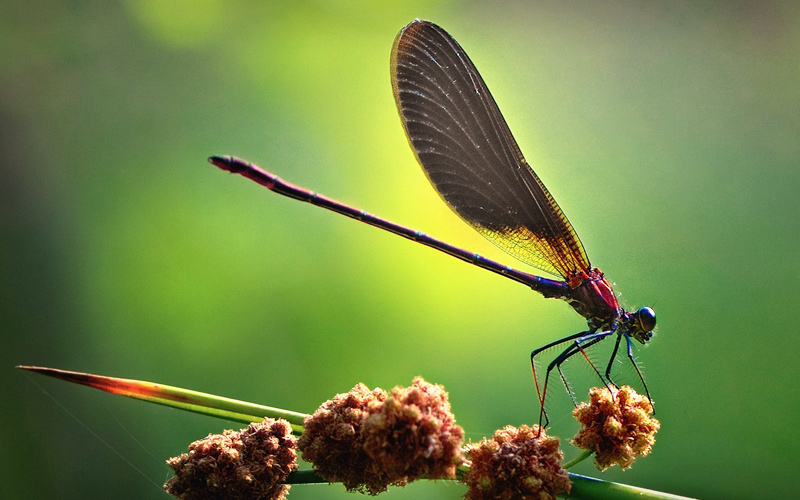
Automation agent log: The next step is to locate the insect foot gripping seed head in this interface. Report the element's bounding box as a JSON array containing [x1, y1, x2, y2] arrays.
[[462, 425, 571, 500], [298, 383, 390, 495], [164, 418, 297, 500], [571, 385, 660, 471], [361, 377, 465, 484]]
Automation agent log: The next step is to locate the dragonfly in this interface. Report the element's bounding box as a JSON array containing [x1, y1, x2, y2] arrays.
[[209, 19, 656, 428]]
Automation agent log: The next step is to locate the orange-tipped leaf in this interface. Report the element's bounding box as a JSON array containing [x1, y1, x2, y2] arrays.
[[18, 365, 307, 433]]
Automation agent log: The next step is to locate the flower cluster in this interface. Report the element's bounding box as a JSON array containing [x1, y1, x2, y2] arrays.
[[298, 377, 464, 495], [571, 385, 660, 470], [362, 376, 464, 482], [462, 425, 571, 500], [162, 380, 661, 500], [164, 418, 297, 500], [297, 382, 389, 494]]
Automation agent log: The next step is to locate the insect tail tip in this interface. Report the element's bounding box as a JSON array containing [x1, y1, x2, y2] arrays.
[[208, 155, 239, 173]]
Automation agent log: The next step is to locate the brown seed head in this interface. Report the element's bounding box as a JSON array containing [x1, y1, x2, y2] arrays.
[[462, 425, 571, 500], [571, 385, 660, 470], [164, 418, 297, 500], [297, 383, 389, 494], [298, 377, 464, 495], [362, 377, 464, 484]]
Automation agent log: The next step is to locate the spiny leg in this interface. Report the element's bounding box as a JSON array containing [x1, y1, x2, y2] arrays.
[[531, 329, 614, 429], [604, 332, 624, 387], [531, 330, 592, 429], [625, 333, 655, 413], [551, 331, 614, 406]]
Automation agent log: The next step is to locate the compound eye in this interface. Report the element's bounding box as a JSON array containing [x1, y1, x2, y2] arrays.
[[636, 307, 656, 332]]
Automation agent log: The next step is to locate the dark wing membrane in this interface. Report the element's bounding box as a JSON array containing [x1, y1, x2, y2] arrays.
[[390, 20, 591, 279]]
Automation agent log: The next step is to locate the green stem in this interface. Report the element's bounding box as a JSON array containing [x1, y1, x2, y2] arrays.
[[17, 365, 309, 433], [567, 474, 697, 500], [563, 449, 594, 469], [286, 470, 697, 500]]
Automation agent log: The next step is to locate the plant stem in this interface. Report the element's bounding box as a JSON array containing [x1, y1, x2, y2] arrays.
[[285, 470, 697, 500], [567, 474, 697, 500], [563, 449, 594, 469], [17, 365, 309, 433]]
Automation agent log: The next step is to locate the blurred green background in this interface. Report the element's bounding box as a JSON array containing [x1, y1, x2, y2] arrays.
[[2, 1, 798, 499]]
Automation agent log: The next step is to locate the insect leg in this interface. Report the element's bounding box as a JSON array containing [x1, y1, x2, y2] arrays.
[[552, 331, 614, 405], [604, 332, 624, 387], [625, 333, 655, 413], [531, 329, 613, 428], [531, 330, 591, 428]]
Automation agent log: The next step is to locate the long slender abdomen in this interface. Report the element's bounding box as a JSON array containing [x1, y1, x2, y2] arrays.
[[208, 155, 570, 299]]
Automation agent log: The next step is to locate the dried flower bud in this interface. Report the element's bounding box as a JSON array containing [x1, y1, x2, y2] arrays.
[[298, 383, 389, 494], [362, 377, 464, 484], [164, 418, 297, 500], [298, 377, 464, 495], [571, 385, 660, 470], [462, 425, 570, 500]]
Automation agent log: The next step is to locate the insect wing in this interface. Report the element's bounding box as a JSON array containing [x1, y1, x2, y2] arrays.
[[391, 20, 590, 278]]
